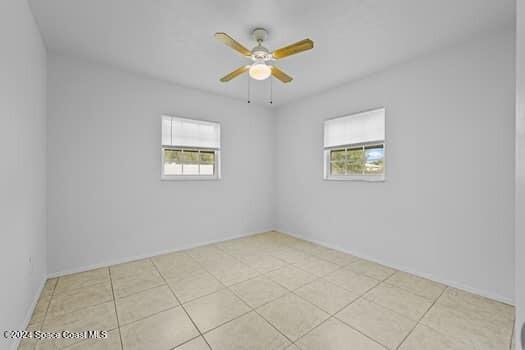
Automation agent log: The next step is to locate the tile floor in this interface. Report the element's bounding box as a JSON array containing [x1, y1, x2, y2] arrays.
[[20, 231, 515, 350]]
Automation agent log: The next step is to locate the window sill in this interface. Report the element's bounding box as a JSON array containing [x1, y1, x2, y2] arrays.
[[161, 175, 220, 181], [324, 175, 385, 182]]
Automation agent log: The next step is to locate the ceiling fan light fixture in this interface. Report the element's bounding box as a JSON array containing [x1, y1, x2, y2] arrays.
[[249, 62, 271, 80]]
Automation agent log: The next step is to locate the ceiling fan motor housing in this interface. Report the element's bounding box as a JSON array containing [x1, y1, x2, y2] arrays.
[[251, 46, 271, 61]]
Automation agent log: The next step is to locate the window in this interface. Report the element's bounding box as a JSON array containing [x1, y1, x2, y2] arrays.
[[161, 116, 220, 180], [324, 108, 385, 181]]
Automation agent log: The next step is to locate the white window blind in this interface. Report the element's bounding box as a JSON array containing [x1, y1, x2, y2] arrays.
[[324, 108, 385, 148], [162, 116, 220, 149]]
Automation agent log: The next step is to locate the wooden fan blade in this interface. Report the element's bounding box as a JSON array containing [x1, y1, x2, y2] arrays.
[[215, 32, 252, 56], [272, 39, 313, 59], [271, 66, 293, 83], [220, 65, 250, 82]]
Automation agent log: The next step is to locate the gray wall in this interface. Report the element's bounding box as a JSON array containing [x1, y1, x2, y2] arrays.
[[0, 0, 47, 349], [275, 29, 515, 303], [516, 0, 524, 346], [47, 54, 275, 275]]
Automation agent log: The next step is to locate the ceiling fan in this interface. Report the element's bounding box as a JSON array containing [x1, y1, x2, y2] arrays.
[[215, 28, 313, 83]]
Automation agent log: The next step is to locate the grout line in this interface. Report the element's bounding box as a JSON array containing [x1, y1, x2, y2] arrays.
[[108, 267, 125, 350], [510, 321, 515, 350], [39, 277, 59, 332], [394, 285, 448, 350], [330, 315, 390, 350], [251, 306, 296, 345], [114, 282, 169, 301], [150, 258, 213, 350], [117, 305, 183, 328], [167, 335, 204, 350]]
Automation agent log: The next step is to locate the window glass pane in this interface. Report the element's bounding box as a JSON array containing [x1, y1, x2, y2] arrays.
[[330, 161, 345, 176], [347, 148, 364, 163], [346, 162, 364, 175], [182, 164, 199, 175], [330, 149, 345, 161], [364, 145, 384, 175], [163, 149, 183, 175], [200, 164, 214, 175], [164, 149, 183, 162], [200, 151, 215, 163], [163, 161, 182, 175], [182, 150, 199, 163]]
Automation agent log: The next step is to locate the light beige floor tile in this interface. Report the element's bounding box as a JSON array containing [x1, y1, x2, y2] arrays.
[[116, 285, 178, 325], [42, 302, 118, 349], [43, 278, 58, 295], [257, 293, 330, 342], [271, 248, 312, 265], [336, 298, 416, 350], [240, 254, 288, 273], [364, 283, 433, 320], [111, 269, 165, 298], [204, 311, 291, 350], [398, 324, 473, 350], [197, 254, 237, 270], [420, 303, 513, 350], [63, 329, 122, 350], [385, 271, 446, 301], [54, 268, 110, 295], [185, 245, 226, 261], [110, 259, 156, 280], [166, 271, 224, 303], [293, 256, 340, 277], [295, 279, 360, 314], [184, 289, 250, 333], [345, 260, 396, 281], [29, 292, 53, 325], [265, 266, 318, 291], [152, 254, 203, 280], [206, 262, 260, 286], [436, 287, 515, 322], [284, 345, 301, 350], [18, 323, 41, 350], [120, 307, 198, 350], [174, 336, 209, 350], [47, 282, 113, 318], [229, 276, 288, 308], [310, 247, 362, 266], [295, 317, 385, 350], [287, 240, 321, 254], [158, 262, 205, 280], [324, 269, 379, 295]]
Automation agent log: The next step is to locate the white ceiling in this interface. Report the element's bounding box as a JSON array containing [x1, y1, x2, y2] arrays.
[[29, 0, 514, 106]]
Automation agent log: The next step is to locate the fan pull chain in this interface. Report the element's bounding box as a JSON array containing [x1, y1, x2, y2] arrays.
[[269, 76, 273, 104], [247, 75, 251, 103]]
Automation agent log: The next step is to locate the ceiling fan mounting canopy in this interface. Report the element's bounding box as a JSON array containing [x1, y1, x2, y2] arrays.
[[214, 28, 314, 83], [252, 28, 268, 43]]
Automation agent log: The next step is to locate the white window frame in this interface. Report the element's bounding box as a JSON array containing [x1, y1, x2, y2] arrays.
[[323, 108, 386, 182], [161, 116, 221, 181]]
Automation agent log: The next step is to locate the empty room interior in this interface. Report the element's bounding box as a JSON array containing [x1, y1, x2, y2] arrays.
[[2, 0, 525, 349]]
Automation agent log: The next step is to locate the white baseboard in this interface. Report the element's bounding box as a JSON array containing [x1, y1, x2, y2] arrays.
[[47, 229, 271, 278], [277, 229, 514, 305], [10, 276, 47, 350]]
